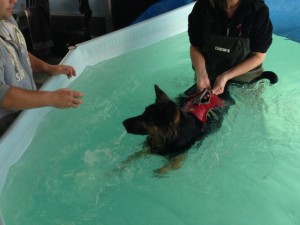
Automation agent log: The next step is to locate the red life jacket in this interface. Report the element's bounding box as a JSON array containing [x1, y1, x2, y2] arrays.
[[182, 89, 224, 123]]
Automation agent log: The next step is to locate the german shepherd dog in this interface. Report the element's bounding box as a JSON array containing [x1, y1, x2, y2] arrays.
[[122, 72, 278, 174]]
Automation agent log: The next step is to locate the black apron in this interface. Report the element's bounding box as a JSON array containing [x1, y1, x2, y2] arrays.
[[201, 30, 262, 83]]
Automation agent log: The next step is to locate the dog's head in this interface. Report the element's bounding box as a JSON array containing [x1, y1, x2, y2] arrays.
[[123, 85, 180, 151]]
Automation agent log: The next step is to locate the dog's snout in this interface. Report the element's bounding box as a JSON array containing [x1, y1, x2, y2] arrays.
[[122, 117, 148, 135], [122, 119, 131, 131]]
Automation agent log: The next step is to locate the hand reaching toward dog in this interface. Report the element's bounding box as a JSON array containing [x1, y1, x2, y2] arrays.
[[1, 87, 84, 110], [51, 88, 84, 108]]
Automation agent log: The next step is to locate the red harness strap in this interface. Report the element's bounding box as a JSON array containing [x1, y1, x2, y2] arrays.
[[182, 90, 224, 123]]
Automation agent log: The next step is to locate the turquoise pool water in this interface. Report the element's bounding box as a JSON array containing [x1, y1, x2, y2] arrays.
[[1, 32, 300, 225]]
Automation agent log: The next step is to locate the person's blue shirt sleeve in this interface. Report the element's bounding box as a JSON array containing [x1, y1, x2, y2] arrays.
[[0, 53, 11, 105]]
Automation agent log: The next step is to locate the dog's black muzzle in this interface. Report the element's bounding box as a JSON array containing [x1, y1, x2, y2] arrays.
[[122, 116, 149, 135]]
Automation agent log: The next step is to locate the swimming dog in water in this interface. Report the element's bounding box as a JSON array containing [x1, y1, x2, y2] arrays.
[[122, 84, 231, 173], [122, 72, 278, 174]]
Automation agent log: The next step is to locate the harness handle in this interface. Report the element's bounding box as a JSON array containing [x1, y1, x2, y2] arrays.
[[193, 89, 211, 105]]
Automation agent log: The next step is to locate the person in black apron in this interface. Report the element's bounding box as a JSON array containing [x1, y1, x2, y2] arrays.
[[188, 0, 275, 95]]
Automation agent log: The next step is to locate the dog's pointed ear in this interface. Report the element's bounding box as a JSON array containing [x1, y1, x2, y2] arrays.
[[154, 85, 170, 103]]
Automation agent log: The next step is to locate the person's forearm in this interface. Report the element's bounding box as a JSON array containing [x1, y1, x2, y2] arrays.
[[1, 86, 84, 110], [1, 86, 53, 110], [28, 53, 51, 74], [221, 52, 266, 80], [190, 45, 206, 75], [190, 45, 212, 90]]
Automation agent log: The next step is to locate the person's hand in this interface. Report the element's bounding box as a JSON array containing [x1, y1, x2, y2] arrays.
[[50, 88, 84, 108], [212, 74, 229, 95], [196, 72, 211, 92], [48, 65, 76, 79]]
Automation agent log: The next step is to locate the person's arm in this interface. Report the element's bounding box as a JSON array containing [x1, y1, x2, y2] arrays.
[[28, 53, 76, 79], [188, 0, 213, 92], [190, 45, 211, 91], [212, 52, 266, 95], [0, 86, 84, 110]]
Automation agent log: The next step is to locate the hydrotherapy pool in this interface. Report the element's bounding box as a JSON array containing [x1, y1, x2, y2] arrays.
[[1, 1, 300, 225]]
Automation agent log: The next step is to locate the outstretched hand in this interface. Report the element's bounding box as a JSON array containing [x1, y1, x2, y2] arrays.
[[51, 88, 84, 108]]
